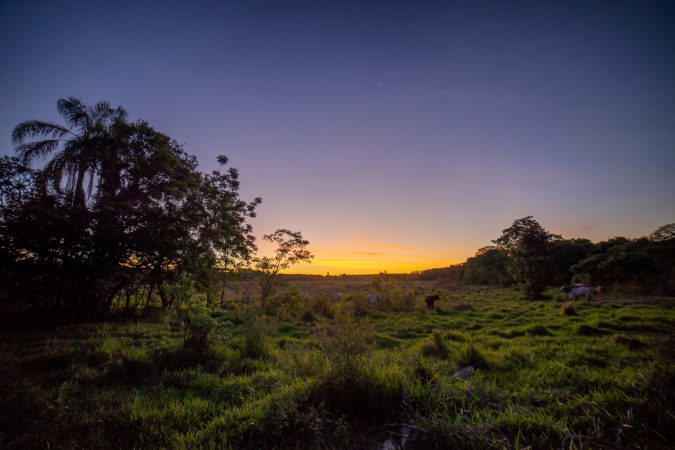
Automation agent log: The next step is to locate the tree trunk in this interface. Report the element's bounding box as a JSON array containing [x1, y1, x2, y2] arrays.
[[73, 165, 87, 207]]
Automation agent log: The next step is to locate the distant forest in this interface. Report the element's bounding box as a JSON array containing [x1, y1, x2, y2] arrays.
[[1, 99, 674, 321], [418, 217, 675, 298]]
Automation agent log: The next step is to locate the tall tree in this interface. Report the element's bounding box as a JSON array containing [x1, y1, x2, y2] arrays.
[[493, 216, 562, 298], [12, 97, 127, 206], [3, 99, 263, 318], [649, 224, 675, 242], [462, 246, 511, 289], [254, 229, 313, 307], [200, 155, 262, 303]]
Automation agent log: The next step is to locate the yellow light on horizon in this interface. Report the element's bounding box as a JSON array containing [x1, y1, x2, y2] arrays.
[[256, 237, 467, 275], [281, 257, 461, 275]]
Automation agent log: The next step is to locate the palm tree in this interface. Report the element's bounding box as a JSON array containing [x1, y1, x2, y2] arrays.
[[12, 97, 127, 206]]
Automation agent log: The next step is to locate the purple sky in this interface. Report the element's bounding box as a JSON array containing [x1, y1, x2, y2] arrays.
[[2, 0, 674, 273]]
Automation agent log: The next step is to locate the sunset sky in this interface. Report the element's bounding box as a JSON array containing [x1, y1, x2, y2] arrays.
[[2, 0, 674, 274]]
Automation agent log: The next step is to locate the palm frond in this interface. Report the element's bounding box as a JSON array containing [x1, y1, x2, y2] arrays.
[[57, 97, 88, 128], [88, 101, 113, 126], [114, 106, 128, 121], [15, 140, 61, 164], [12, 120, 71, 145]]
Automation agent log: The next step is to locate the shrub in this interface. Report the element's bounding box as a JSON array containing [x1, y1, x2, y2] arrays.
[[268, 287, 304, 314], [571, 273, 592, 286], [553, 292, 569, 302], [389, 288, 416, 312], [182, 300, 221, 351], [315, 314, 374, 381], [344, 293, 368, 317], [165, 274, 223, 352], [166, 273, 196, 313], [561, 302, 577, 316], [241, 317, 271, 360], [305, 315, 406, 421], [307, 292, 335, 319]]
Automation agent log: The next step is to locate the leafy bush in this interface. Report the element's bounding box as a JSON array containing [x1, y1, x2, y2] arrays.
[[268, 287, 304, 315], [165, 274, 224, 352], [388, 288, 416, 312], [241, 317, 271, 360], [315, 314, 373, 381], [345, 293, 368, 317], [306, 292, 335, 319], [553, 292, 569, 302], [182, 301, 221, 351]]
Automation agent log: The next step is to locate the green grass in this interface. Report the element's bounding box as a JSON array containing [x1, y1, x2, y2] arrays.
[[1, 287, 673, 449]]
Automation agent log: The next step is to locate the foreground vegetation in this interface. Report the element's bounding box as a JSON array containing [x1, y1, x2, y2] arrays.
[[2, 284, 673, 449]]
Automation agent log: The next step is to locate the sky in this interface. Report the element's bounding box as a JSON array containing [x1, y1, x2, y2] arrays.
[[1, 0, 674, 274]]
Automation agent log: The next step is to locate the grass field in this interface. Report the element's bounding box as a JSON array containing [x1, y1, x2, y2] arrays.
[[1, 282, 673, 449]]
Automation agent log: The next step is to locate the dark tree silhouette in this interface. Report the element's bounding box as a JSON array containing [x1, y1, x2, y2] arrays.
[[462, 246, 511, 290], [493, 216, 562, 298], [2, 98, 262, 319], [254, 229, 314, 307], [12, 97, 127, 207], [649, 224, 675, 242]]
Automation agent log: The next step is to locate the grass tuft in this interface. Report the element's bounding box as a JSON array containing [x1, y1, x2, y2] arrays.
[[455, 342, 490, 369], [577, 323, 610, 336], [522, 325, 552, 336], [421, 330, 449, 358], [612, 334, 645, 349]]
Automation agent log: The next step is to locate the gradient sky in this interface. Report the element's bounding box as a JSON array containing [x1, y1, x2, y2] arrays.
[[2, 0, 674, 274]]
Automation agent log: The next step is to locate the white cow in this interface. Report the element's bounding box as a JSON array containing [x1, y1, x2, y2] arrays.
[[561, 284, 592, 301]]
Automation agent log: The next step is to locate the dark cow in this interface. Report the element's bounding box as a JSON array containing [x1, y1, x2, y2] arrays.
[[425, 294, 440, 309]]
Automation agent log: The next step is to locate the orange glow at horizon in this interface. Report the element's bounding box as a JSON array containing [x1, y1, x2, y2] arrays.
[[256, 238, 469, 275], [282, 259, 460, 275]]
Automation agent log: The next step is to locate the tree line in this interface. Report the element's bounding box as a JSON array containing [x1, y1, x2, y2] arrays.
[[421, 217, 675, 298], [1, 98, 672, 319], [0, 98, 314, 320]]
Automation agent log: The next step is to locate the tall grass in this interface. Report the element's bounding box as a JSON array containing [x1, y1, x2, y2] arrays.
[[1, 286, 673, 449]]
